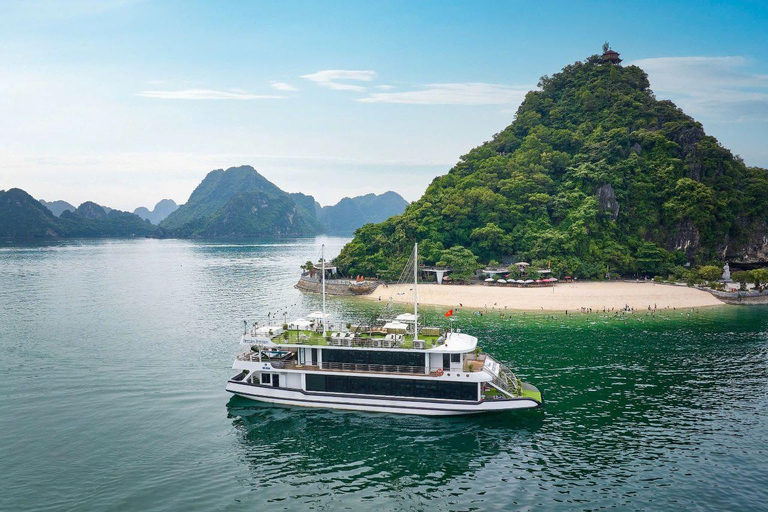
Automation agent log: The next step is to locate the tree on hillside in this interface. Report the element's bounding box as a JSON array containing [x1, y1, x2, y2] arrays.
[[436, 246, 479, 283]]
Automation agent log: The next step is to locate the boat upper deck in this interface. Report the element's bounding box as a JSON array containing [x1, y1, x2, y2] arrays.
[[236, 349, 491, 374], [244, 329, 479, 353]]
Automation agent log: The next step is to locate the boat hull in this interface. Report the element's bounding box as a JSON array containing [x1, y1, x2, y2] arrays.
[[226, 381, 540, 416]]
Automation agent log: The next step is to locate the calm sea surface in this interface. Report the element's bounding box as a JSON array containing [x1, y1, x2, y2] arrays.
[[0, 238, 766, 511]]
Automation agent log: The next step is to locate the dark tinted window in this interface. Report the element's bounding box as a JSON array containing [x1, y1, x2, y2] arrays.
[[323, 349, 424, 367], [305, 374, 477, 401], [306, 373, 326, 391], [261, 373, 271, 384], [450, 353, 460, 363]]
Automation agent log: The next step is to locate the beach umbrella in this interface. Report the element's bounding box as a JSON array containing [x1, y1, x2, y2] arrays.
[[485, 278, 495, 282], [307, 311, 330, 319], [525, 279, 534, 284], [497, 279, 507, 284], [516, 279, 525, 284], [395, 313, 418, 322], [551, 278, 558, 282]]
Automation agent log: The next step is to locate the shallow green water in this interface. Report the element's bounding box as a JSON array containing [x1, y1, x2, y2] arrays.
[[0, 238, 766, 511]]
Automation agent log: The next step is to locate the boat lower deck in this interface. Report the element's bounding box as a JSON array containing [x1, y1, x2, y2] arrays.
[[226, 380, 541, 416]]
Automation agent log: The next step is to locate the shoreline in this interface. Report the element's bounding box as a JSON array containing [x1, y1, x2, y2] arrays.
[[362, 281, 726, 311]]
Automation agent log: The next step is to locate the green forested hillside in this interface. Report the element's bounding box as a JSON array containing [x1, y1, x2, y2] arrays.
[[0, 189, 67, 237], [335, 54, 768, 279]]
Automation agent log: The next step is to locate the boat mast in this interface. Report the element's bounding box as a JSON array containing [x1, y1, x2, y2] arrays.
[[322, 243, 327, 336], [413, 242, 418, 340]]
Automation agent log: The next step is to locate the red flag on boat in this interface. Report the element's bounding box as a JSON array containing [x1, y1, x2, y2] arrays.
[[445, 309, 453, 317]]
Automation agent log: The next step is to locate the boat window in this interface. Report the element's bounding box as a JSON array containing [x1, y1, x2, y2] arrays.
[[261, 373, 271, 385], [272, 374, 280, 388], [323, 349, 424, 367], [442, 353, 450, 369], [450, 353, 461, 364], [305, 374, 477, 401]]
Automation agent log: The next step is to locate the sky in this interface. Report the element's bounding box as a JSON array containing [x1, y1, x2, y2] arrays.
[[1, 0, 767, 211]]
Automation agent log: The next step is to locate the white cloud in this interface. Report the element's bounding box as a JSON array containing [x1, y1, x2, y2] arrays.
[[630, 56, 768, 121], [375, 84, 395, 91], [358, 83, 531, 105], [136, 89, 285, 100], [271, 81, 298, 91], [301, 69, 377, 92]]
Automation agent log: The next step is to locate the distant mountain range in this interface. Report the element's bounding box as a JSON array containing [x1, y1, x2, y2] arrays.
[[1, 189, 155, 238], [160, 165, 407, 237], [38, 199, 76, 217], [316, 191, 409, 235], [133, 199, 179, 225], [1, 166, 408, 239], [39, 199, 115, 217]]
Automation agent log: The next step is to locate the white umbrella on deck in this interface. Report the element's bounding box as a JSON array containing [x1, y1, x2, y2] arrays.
[[383, 321, 408, 331], [289, 319, 312, 329]]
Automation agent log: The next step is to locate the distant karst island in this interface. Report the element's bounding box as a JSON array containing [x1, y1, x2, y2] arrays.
[[0, 166, 409, 239]]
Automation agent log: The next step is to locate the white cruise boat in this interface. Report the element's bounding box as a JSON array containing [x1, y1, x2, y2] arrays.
[[226, 244, 542, 416]]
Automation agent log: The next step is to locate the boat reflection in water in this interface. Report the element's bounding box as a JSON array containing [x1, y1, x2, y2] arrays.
[[226, 396, 543, 505]]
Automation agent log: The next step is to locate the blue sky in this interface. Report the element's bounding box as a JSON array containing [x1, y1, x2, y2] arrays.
[[1, 0, 767, 210]]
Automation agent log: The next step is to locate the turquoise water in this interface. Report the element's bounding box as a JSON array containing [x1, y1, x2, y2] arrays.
[[0, 238, 766, 511]]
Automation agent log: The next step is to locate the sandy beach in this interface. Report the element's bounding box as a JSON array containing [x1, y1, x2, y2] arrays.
[[365, 281, 725, 311]]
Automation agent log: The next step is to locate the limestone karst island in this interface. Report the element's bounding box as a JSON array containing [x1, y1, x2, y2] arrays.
[[2, 3, 767, 511]]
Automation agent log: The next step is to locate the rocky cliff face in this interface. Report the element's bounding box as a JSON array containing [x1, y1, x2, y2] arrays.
[[596, 183, 619, 221]]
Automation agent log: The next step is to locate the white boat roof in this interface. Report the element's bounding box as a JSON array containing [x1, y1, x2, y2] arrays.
[[289, 319, 312, 328], [383, 321, 409, 329], [395, 313, 418, 321], [430, 332, 478, 353], [254, 325, 283, 334]]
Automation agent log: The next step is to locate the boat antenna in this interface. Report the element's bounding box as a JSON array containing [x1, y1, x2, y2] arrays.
[[413, 242, 419, 341], [322, 243, 327, 336]]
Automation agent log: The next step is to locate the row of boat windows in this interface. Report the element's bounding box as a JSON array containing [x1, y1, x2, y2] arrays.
[[322, 349, 425, 367], [305, 374, 478, 401]]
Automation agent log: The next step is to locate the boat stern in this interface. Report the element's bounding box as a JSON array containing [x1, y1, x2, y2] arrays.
[[520, 381, 542, 404]]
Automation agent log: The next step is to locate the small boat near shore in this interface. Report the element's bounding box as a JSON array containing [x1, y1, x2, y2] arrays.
[[226, 244, 542, 415]]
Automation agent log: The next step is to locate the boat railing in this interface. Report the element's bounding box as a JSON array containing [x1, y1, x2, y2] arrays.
[[483, 356, 522, 397], [320, 361, 427, 375]]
